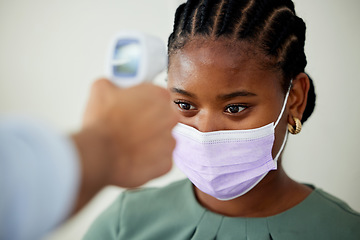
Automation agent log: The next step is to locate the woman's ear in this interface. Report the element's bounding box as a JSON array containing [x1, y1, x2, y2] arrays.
[[288, 73, 310, 125]]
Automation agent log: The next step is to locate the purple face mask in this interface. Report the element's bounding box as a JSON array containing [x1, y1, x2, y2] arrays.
[[172, 87, 290, 201]]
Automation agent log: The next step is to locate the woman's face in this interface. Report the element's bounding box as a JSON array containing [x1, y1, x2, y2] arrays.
[[168, 40, 288, 129], [167, 40, 289, 157]]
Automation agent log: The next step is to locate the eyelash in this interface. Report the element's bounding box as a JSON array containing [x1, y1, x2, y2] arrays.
[[173, 101, 248, 115], [174, 100, 196, 111], [224, 104, 247, 115]]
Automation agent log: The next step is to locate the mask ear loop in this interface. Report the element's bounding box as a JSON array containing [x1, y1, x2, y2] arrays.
[[274, 80, 292, 128], [273, 130, 288, 162], [273, 79, 293, 163]]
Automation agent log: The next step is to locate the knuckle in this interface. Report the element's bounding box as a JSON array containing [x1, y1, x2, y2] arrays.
[[169, 136, 177, 150], [160, 158, 173, 174], [91, 78, 111, 93], [149, 85, 170, 100], [171, 113, 180, 126], [165, 160, 173, 173]]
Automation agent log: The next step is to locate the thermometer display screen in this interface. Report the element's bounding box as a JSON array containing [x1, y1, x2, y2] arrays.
[[112, 39, 141, 77]]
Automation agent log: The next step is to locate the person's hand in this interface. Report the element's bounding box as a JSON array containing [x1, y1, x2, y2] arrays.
[[71, 78, 178, 212]]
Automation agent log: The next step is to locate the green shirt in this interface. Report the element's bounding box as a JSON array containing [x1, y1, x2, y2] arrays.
[[84, 179, 360, 240]]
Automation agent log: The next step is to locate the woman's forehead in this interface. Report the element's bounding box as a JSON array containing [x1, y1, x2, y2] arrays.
[[169, 39, 259, 70], [168, 40, 282, 95]]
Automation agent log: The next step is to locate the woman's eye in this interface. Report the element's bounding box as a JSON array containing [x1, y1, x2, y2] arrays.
[[225, 105, 246, 114], [174, 101, 196, 111]]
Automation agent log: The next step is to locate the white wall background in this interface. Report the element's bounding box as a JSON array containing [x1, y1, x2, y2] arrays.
[[0, 0, 359, 239]]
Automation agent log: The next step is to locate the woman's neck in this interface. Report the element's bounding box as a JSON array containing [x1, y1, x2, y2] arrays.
[[194, 166, 312, 217]]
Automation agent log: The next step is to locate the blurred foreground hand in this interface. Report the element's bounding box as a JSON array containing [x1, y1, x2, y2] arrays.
[[0, 78, 178, 240], [72, 78, 178, 212]]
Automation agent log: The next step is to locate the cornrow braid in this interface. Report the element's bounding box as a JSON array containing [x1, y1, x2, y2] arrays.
[[168, 0, 316, 124], [217, 0, 249, 36], [194, 0, 218, 34], [181, 0, 202, 34]]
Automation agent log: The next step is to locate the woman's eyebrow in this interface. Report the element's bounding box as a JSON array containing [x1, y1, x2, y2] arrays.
[[170, 87, 197, 98], [217, 91, 257, 101]]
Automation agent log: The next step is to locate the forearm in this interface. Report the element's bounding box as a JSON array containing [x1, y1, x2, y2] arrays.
[[70, 125, 114, 215]]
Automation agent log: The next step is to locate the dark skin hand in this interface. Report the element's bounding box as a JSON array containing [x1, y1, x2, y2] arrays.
[[167, 39, 312, 217], [70, 80, 178, 215]]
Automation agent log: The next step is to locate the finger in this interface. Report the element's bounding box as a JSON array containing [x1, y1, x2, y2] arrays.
[[135, 83, 171, 101], [91, 78, 123, 96]]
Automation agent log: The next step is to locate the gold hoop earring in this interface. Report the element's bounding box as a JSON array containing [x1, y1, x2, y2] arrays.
[[288, 117, 302, 134]]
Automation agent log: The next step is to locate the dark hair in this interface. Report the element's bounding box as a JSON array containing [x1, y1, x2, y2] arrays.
[[168, 0, 316, 123]]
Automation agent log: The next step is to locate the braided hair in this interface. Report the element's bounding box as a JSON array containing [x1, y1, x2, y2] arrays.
[[168, 0, 316, 123]]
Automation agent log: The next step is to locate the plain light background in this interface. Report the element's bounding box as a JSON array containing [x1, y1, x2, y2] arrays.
[[0, 0, 359, 239]]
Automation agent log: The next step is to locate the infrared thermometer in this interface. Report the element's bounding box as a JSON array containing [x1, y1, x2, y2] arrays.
[[105, 31, 167, 87]]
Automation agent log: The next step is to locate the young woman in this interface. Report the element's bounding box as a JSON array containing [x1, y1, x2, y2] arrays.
[[83, 0, 360, 239]]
